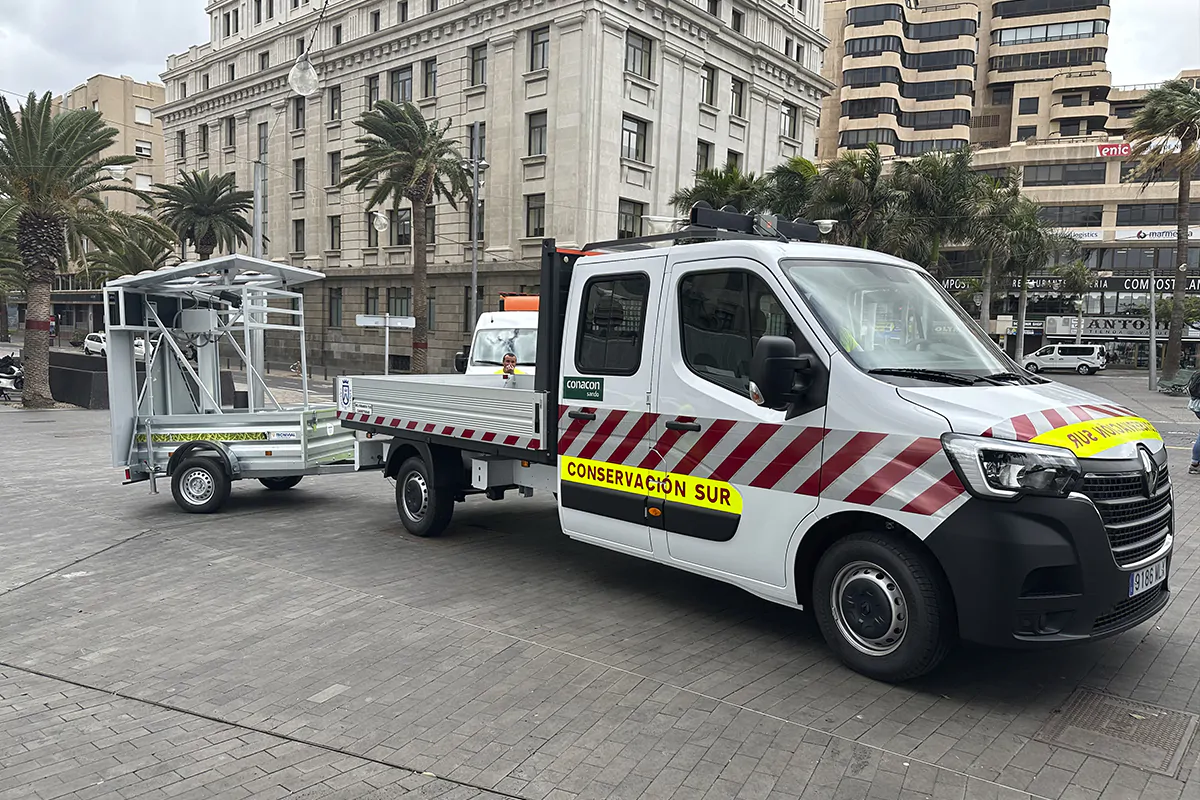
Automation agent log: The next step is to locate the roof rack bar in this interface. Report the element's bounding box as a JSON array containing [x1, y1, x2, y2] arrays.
[[582, 206, 820, 253]]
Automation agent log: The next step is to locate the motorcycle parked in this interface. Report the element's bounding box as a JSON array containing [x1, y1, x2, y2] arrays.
[[0, 354, 24, 401]]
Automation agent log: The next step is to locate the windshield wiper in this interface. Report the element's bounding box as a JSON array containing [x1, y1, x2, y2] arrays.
[[972, 371, 1027, 386], [867, 368, 975, 386], [473, 359, 503, 366]]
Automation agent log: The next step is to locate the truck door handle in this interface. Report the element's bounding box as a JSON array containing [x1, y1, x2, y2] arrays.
[[666, 420, 702, 432], [568, 410, 596, 421]]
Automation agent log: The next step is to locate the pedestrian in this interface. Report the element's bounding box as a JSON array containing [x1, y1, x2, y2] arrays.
[[1189, 370, 1200, 473]]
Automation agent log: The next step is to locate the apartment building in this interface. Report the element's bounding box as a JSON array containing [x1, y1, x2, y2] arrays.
[[817, 0, 1113, 157], [155, 0, 832, 372]]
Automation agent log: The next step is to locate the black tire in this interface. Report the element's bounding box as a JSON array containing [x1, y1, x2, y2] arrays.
[[99, 348, 106, 358], [812, 532, 955, 682], [259, 476, 303, 490], [395, 455, 454, 537], [1024, 362, 1039, 373], [1076, 364, 1090, 375], [171, 457, 231, 514]]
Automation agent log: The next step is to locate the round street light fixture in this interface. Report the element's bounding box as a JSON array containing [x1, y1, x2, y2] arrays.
[[371, 211, 390, 232], [288, 52, 320, 97], [105, 165, 130, 180], [815, 219, 836, 235]]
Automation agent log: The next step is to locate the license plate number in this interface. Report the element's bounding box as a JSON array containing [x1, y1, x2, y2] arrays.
[[1129, 559, 1167, 598]]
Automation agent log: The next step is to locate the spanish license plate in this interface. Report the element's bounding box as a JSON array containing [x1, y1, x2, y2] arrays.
[[1129, 559, 1167, 598]]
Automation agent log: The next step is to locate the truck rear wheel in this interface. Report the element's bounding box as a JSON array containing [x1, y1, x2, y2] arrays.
[[171, 457, 231, 514], [812, 532, 954, 682], [259, 476, 303, 490], [396, 455, 454, 537]]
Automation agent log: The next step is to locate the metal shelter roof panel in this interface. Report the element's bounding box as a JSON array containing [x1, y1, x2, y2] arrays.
[[105, 254, 326, 292]]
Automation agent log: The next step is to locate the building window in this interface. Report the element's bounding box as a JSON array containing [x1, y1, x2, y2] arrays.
[[367, 75, 380, 108], [992, 86, 1013, 105], [1059, 120, 1082, 136], [370, 10, 381, 31], [228, 64, 236, 82], [992, 19, 1108, 45], [367, 212, 380, 248], [387, 209, 412, 246], [429, 0, 439, 11], [258, 122, 269, 158], [530, 26, 550, 71], [701, 65, 716, 105], [575, 274, 650, 375], [398, 0, 408, 21], [365, 287, 380, 315], [780, 103, 799, 139], [988, 47, 1106, 73], [296, 37, 306, 57], [179, 81, 188, 99], [696, 140, 712, 173], [621, 116, 647, 162], [267, 0, 274, 18], [625, 31, 653, 79], [224, 117, 236, 148], [1062, 94, 1084, 107], [731, 8, 744, 33], [329, 288, 343, 327], [329, 151, 342, 185], [333, 24, 342, 45], [293, 219, 306, 253], [707, 0, 720, 14], [387, 287, 411, 317], [329, 85, 342, 120], [1018, 97, 1039, 115], [1015, 125, 1037, 140], [1039, 205, 1103, 227], [199, 124, 209, 154], [255, 0, 263, 23], [469, 122, 486, 159], [470, 45, 487, 85], [292, 97, 305, 130], [617, 199, 645, 239], [390, 66, 413, 103], [176, 130, 187, 160], [525, 194, 546, 238], [135, 174, 153, 191], [1116, 203, 1200, 226], [293, 158, 306, 192], [727, 150, 742, 170], [260, 51, 270, 71], [528, 111, 547, 156], [1023, 162, 1106, 187], [136, 139, 152, 158], [202, 73, 211, 91], [730, 77, 745, 118], [428, 287, 437, 329], [329, 215, 342, 250]]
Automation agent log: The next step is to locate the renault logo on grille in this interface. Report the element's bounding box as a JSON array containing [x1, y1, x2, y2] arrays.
[[1138, 446, 1157, 498]]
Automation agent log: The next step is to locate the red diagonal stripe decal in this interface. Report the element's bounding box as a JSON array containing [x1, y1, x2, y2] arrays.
[[608, 413, 659, 466], [503, 435, 520, 446], [1082, 404, 1123, 419], [709, 423, 778, 482], [843, 438, 942, 506], [577, 410, 627, 460], [901, 470, 966, 516], [406, 420, 418, 430], [482, 432, 496, 442], [558, 404, 568, 419], [673, 419, 737, 475], [638, 417, 696, 470], [798, 432, 887, 496], [1010, 415, 1036, 441], [1041, 408, 1067, 429], [750, 427, 826, 489], [557, 408, 594, 453]]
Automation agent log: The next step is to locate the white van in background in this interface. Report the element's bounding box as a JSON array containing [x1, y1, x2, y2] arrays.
[[1023, 344, 1107, 375], [456, 311, 539, 375]]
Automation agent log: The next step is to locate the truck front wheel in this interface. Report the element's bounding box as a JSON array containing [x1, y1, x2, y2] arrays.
[[395, 456, 454, 537], [812, 533, 954, 682]]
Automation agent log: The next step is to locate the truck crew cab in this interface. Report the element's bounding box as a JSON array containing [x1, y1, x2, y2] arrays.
[[338, 206, 1172, 681]]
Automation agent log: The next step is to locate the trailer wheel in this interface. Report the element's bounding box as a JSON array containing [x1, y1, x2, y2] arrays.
[[171, 457, 231, 514], [396, 456, 453, 537], [259, 476, 303, 490], [812, 532, 954, 682]]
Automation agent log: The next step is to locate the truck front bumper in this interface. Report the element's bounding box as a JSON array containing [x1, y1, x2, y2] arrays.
[[924, 485, 1171, 649]]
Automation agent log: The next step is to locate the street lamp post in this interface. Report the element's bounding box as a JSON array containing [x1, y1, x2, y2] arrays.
[[462, 122, 488, 342]]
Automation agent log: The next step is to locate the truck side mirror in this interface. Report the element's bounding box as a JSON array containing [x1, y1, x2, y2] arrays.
[[750, 335, 813, 409], [453, 351, 467, 373]]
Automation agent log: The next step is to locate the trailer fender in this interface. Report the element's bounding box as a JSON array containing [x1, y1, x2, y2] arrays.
[[384, 440, 462, 489], [166, 440, 241, 480]]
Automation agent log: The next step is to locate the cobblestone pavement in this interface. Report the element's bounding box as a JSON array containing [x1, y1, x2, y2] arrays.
[[2, 373, 1200, 800]]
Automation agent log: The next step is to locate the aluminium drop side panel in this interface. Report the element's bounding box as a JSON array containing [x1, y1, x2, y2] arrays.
[[106, 289, 139, 468]]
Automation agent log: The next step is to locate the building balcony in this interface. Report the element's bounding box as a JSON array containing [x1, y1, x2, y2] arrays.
[[1051, 69, 1112, 94], [1050, 100, 1109, 121]]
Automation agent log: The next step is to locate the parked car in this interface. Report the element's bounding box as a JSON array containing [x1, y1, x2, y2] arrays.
[[83, 332, 150, 360], [1024, 344, 1107, 375]]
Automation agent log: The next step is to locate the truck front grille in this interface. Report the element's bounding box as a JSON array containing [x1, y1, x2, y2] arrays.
[[1092, 585, 1169, 634], [1081, 467, 1171, 568]]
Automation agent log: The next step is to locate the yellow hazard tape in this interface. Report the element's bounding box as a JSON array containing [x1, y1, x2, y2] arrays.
[[560, 456, 743, 514], [1031, 416, 1161, 458], [136, 431, 269, 443]]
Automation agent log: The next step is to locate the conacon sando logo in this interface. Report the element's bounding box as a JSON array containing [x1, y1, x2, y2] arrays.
[[563, 377, 604, 401]]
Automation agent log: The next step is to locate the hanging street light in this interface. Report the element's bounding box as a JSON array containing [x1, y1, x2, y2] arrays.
[[288, 52, 321, 97]]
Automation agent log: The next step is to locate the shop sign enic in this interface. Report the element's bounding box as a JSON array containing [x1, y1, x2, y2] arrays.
[[1097, 143, 1133, 158]]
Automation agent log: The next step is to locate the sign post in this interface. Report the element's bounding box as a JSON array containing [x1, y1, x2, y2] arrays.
[[356, 314, 416, 375]]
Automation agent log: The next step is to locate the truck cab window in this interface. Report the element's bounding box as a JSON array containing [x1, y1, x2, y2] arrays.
[[679, 270, 796, 397], [575, 273, 650, 375]]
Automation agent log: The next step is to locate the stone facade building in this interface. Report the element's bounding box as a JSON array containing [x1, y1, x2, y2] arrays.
[[156, 0, 831, 372]]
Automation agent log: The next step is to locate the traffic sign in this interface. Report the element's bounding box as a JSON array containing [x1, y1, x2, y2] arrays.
[[356, 314, 415, 329]]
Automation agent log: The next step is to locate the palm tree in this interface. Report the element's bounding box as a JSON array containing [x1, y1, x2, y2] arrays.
[[807, 144, 909, 251], [972, 171, 1021, 331], [0, 202, 19, 343], [890, 147, 980, 273], [86, 214, 178, 280], [0, 91, 143, 408], [1005, 198, 1076, 361], [761, 157, 819, 220], [1126, 78, 1200, 378], [670, 163, 769, 215], [1053, 260, 1096, 344], [341, 100, 470, 374], [155, 171, 254, 261]]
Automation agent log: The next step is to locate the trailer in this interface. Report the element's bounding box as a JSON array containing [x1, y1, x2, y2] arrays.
[[105, 255, 387, 513]]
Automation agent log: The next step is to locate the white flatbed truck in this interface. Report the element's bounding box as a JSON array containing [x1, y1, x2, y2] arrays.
[[340, 206, 1170, 681]]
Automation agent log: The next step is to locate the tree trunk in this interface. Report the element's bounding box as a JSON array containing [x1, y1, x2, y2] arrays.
[[0, 289, 10, 343], [1161, 149, 1193, 380], [1076, 295, 1084, 344], [979, 255, 993, 331], [410, 200, 429, 374], [1015, 263, 1029, 363], [22, 277, 53, 408]]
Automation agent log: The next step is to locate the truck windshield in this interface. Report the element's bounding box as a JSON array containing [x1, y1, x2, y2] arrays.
[[783, 259, 1025, 384], [471, 328, 538, 366]]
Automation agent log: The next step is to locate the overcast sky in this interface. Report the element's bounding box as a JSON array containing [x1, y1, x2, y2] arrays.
[[0, 0, 1193, 98]]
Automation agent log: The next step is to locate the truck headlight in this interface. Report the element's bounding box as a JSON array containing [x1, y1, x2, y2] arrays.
[[941, 433, 1081, 500]]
